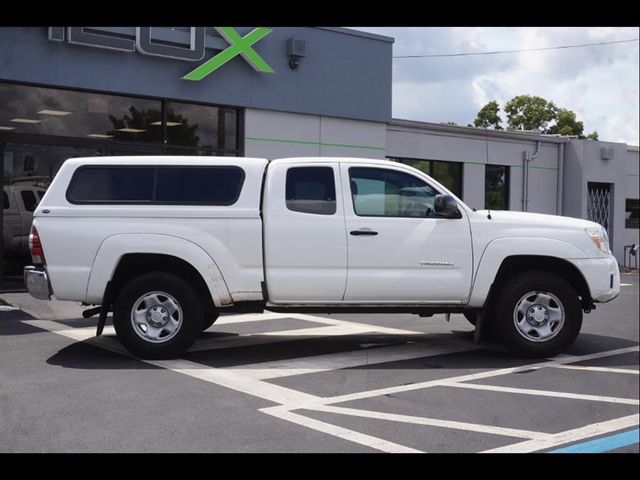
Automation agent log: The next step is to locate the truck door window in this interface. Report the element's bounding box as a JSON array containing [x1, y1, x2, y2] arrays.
[[20, 190, 38, 212], [349, 167, 439, 218], [2, 190, 8, 209], [286, 167, 336, 215]]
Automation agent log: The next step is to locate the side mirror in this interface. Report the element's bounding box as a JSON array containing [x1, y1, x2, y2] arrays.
[[434, 194, 462, 219]]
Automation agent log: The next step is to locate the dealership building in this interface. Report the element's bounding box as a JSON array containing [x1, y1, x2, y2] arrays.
[[1, 27, 638, 291]]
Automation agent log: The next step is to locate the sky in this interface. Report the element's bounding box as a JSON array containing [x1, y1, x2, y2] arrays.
[[354, 27, 640, 145]]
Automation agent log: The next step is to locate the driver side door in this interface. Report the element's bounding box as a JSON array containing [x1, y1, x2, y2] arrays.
[[341, 163, 473, 303]]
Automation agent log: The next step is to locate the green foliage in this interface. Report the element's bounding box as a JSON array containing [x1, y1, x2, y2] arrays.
[[472, 95, 599, 140], [504, 95, 558, 131], [473, 100, 503, 129], [546, 108, 584, 137]]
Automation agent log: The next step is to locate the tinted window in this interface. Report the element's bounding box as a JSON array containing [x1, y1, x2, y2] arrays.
[[626, 199, 639, 229], [286, 167, 336, 215], [155, 167, 244, 205], [67, 167, 154, 203], [20, 190, 38, 212], [350, 167, 439, 218], [36, 190, 46, 201], [389, 157, 463, 197], [485, 165, 510, 210], [2, 190, 8, 209]]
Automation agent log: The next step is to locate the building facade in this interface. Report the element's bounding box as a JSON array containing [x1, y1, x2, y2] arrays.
[[1, 27, 638, 291]]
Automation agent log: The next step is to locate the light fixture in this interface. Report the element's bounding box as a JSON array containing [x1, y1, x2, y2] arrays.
[[0, 126, 16, 131], [11, 118, 42, 124], [87, 133, 114, 139], [117, 128, 146, 133], [38, 109, 73, 116], [150, 121, 183, 126]]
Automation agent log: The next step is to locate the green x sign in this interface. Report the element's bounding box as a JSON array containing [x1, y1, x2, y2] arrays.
[[183, 27, 274, 81]]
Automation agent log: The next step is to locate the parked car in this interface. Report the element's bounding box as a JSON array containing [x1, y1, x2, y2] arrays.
[[2, 183, 47, 256], [24, 156, 620, 359]]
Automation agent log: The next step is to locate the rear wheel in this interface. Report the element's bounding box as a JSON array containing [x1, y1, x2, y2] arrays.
[[202, 312, 220, 331], [113, 272, 203, 359], [493, 271, 582, 358]]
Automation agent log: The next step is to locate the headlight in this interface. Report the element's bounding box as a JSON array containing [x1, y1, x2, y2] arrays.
[[585, 227, 612, 254]]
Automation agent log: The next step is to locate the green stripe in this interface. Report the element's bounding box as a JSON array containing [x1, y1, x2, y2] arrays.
[[626, 173, 640, 177], [529, 165, 559, 171], [245, 136, 386, 151], [463, 162, 557, 171]]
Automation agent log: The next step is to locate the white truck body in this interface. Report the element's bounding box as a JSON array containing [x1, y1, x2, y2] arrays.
[[25, 156, 620, 358]]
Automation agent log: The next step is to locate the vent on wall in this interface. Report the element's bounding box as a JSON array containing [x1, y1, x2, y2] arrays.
[[287, 38, 306, 58], [601, 147, 614, 160]]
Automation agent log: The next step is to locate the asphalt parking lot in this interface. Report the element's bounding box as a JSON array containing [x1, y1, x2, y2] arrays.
[[1, 274, 638, 453]]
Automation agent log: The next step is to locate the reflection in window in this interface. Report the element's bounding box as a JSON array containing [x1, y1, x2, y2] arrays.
[[20, 190, 38, 212], [388, 157, 463, 197], [0, 82, 241, 155], [349, 167, 439, 218], [485, 164, 510, 210], [165, 102, 238, 153], [626, 199, 639, 229]]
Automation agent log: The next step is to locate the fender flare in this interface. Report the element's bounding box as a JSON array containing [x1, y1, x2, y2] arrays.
[[85, 233, 233, 307], [468, 237, 589, 307]]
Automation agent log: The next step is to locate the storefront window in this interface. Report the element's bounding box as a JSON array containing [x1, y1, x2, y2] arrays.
[[388, 157, 463, 197], [0, 81, 242, 290], [165, 102, 238, 153], [0, 83, 162, 143], [485, 164, 510, 210]]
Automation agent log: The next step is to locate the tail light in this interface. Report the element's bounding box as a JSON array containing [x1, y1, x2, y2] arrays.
[[29, 226, 46, 266]]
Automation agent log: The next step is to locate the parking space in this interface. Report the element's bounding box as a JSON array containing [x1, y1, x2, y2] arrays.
[[1, 275, 638, 453]]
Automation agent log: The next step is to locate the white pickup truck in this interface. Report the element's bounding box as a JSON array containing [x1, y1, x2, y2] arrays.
[[24, 156, 620, 359]]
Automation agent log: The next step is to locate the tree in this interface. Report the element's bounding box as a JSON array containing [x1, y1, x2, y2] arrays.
[[586, 131, 599, 140], [546, 108, 584, 137], [473, 100, 503, 129], [504, 95, 558, 131]]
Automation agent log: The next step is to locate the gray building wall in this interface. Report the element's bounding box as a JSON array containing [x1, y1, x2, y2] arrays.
[[386, 120, 639, 265], [564, 140, 640, 262], [244, 109, 387, 159], [0, 27, 393, 123], [386, 120, 563, 213]]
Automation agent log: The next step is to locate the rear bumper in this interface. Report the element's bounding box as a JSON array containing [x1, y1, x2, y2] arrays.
[[570, 256, 620, 303], [24, 266, 52, 301]]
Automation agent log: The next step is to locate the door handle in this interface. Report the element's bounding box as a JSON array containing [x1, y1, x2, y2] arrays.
[[350, 229, 378, 236]]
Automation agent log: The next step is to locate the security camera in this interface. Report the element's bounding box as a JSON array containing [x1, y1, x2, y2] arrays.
[[288, 57, 300, 69]]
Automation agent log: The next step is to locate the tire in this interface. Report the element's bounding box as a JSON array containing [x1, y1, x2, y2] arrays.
[[113, 272, 204, 359], [493, 270, 582, 358], [202, 312, 220, 331]]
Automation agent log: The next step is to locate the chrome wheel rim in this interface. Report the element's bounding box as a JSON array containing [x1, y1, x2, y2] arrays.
[[130, 291, 183, 344], [513, 291, 565, 343]]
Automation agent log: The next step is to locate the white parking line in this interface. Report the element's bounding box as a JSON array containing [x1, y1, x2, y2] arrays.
[[20, 316, 640, 453], [261, 406, 423, 453], [317, 346, 640, 406], [481, 414, 640, 453], [230, 342, 476, 380], [440, 381, 640, 406], [306, 404, 551, 440], [552, 364, 639, 375]]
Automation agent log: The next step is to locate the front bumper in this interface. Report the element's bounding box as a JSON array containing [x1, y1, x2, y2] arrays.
[[570, 256, 620, 303], [24, 266, 52, 301]]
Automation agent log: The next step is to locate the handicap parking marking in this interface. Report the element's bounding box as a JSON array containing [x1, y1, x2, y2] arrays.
[[549, 428, 639, 453], [481, 415, 640, 453], [19, 314, 640, 453]]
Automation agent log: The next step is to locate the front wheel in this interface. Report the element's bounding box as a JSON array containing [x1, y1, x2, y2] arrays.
[[113, 272, 204, 359], [493, 271, 582, 358]]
